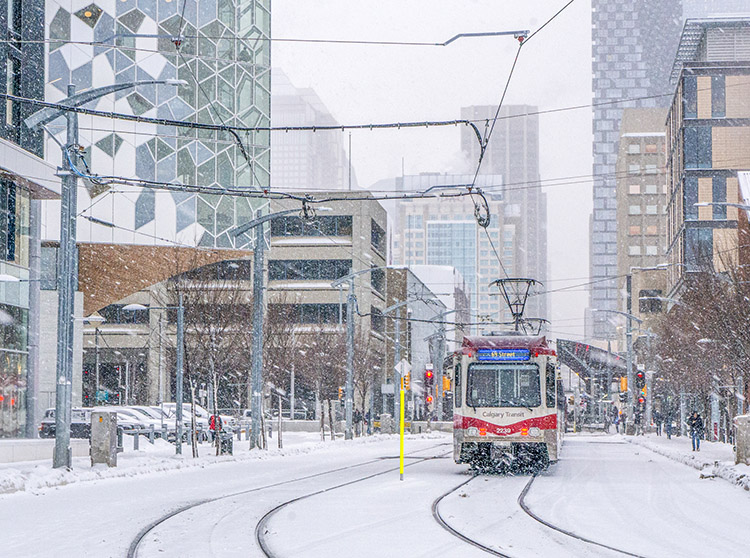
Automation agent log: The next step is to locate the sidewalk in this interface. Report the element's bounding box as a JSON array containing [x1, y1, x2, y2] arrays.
[[628, 432, 750, 492]]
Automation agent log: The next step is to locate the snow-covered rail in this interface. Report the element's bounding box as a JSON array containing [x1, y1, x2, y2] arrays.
[[518, 475, 648, 558], [432, 476, 513, 557], [256, 448, 452, 557], [127, 442, 450, 558]]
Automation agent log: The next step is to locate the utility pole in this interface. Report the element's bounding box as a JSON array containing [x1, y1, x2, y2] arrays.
[[52, 84, 79, 469], [175, 291, 184, 455], [251, 221, 265, 448], [626, 274, 635, 423], [345, 278, 355, 440], [436, 316, 446, 421], [393, 308, 401, 421]]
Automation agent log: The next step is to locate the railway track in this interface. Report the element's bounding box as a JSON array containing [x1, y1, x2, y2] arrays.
[[256, 449, 451, 557], [126, 442, 449, 558], [432, 472, 650, 558]]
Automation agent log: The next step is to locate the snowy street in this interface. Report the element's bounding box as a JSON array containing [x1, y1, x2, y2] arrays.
[[2, 432, 749, 557]]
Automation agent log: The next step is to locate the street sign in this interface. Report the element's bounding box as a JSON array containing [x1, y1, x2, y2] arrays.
[[394, 358, 412, 376]]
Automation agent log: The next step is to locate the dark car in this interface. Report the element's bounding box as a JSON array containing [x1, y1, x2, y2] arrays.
[[39, 408, 92, 439]]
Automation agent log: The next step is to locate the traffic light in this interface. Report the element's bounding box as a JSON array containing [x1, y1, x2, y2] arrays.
[[636, 371, 645, 391], [338, 386, 344, 400], [403, 373, 410, 391], [424, 369, 434, 387], [620, 376, 627, 392], [442, 375, 451, 393], [425, 394, 434, 406]]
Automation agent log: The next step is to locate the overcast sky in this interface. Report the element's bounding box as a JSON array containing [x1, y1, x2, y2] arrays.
[[272, 0, 593, 340]]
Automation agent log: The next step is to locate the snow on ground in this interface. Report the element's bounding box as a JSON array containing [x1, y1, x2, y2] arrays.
[[629, 432, 750, 492], [0, 434, 449, 558], [525, 433, 750, 558], [0, 431, 433, 495]]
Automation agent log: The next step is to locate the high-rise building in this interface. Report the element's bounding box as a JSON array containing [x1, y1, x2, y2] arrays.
[[460, 105, 547, 322], [0, 0, 60, 437], [615, 108, 669, 333], [589, 0, 748, 339], [271, 70, 357, 191], [665, 17, 750, 296], [384, 172, 532, 328], [44, 0, 272, 249]]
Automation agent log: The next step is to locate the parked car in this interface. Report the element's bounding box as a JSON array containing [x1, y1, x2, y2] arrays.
[[92, 407, 150, 432], [39, 408, 92, 439]]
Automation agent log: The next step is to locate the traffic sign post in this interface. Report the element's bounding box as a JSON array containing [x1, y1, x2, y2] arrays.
[[399, 377, 405, 481]]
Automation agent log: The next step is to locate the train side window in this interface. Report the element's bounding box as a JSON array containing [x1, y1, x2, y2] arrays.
[[454, 363, 462, 407], [545, 362, 555, 408]]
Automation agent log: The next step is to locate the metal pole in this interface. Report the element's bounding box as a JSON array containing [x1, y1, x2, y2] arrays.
[[25, 199, 41, 438], [95, 328, 100, 402], [626, 274, 634, 425], [394, 309, 401, 421], [175, 292, 184, 455], [436, 317, 445, 421], [345, 279, 355, 440], [53, 84, 78, 469], [250, 221, 265, 449], [290, 329, 295, 420]]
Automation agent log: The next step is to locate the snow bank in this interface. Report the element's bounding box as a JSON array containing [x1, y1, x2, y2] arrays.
[[0, 432, 447, 496], [629, 435, 750, 492]]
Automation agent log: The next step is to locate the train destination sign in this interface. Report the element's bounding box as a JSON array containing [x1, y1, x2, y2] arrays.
[[477, 348, 531, 361]]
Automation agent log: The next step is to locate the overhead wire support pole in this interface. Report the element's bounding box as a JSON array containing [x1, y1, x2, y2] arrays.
[[345, 278, 356, 440]]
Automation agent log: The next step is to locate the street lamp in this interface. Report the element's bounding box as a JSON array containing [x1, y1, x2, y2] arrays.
[[228, 206, 331, 449], [122, 298, 184, 455], [24, 79, 183, 469], [593, 308, 642, 422]]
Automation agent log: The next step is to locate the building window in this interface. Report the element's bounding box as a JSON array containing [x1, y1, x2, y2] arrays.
[[646, 205, 658, 215], [629, 225, 641, 235], [685, 228, 713, 271], [99, 304, 150, 325], [0, 180, 16, 262], [629, 184, 640, 195], [645, 245, 658, 256], [371, 266, 385, 294], [646, 225, 658, 235], [645, 144, 658, 153], [269, 303, 344, 325], [712, 75, 725, 118], [406, 215, 422, 229], [628, 143, 641, 154], [180, 260, 253, 281], [628, 164, 640, 175], [712, 176, 727, 219], [268, 259, 352, 281], [370, 306, 384, 333], [639, 289, 663, 313], [4, 56, 21, 140], [645, 164, 658, 174], [684, 126, 712, 169], [629, 205, 641, 215], [683, 76, 697, 119], [270, 215, 352, 237], [628, 245, 641, 256], [684, 177, 698, 220], [371, 219, 386, 253], [644, 184, 658, 195]]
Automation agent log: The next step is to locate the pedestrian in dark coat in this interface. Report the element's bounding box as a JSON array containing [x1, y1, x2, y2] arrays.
[[688, 411, 704, 451], [653, 410, 663, 436]]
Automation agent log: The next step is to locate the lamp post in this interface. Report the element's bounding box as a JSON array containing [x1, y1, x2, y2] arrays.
[[229, 207, 323, 449], [24, 79, 183, 469], [593, 308, 643, 423], [123, 297, 184, 455]]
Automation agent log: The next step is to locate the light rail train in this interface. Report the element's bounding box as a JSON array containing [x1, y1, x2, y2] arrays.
[[447, 333, 563, 470]]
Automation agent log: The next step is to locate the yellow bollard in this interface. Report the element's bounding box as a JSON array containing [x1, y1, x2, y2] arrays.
[[399, 380, 405, 480]]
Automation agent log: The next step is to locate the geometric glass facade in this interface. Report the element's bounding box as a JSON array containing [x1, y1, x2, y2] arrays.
[[45, 0, 271, 249]]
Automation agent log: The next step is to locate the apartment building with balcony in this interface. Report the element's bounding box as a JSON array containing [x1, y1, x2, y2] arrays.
[[665, 18, 750, 296]]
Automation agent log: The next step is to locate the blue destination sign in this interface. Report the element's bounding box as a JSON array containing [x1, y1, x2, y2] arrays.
[[477, 348, 531, 362]]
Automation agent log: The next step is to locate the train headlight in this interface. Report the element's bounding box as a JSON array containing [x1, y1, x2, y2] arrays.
[[467, 426, 479, 437], [529, 427, 541, 437]]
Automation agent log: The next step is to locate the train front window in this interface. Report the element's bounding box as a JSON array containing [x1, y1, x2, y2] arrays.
[[466, 363, 541, 408]]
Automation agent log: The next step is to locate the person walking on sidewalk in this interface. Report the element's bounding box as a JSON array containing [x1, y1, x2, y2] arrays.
[[665, 408, 673, 439], [688, 411, 704, 451], [653, 409, 663, 436]]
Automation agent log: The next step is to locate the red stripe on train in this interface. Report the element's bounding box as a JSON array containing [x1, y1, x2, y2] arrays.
[[454, 413, 557, 435]]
